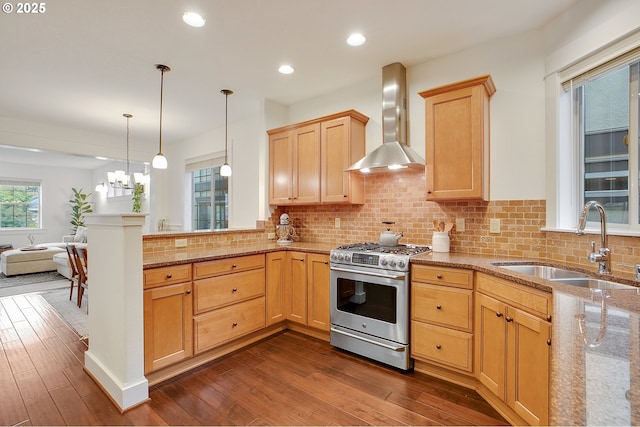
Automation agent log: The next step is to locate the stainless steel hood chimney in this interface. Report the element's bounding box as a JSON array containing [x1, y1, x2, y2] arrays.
[[346, 62, 424, 173]]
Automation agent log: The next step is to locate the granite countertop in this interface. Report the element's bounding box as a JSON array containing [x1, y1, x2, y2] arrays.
[[143, 244, 640, 425], [143, 241, 335, 269]]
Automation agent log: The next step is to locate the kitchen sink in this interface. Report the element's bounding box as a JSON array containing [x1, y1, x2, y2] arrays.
[[493, 262, 638, 290], [492, 263, 589, 280], [552, 277, 637, 290]]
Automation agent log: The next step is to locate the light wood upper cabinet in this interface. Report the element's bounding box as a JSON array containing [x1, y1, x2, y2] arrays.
[[419, 75, 495, 201], [268, 110, 368, 206], [321, 115, 366, 204], [269, 123, 321, 205]]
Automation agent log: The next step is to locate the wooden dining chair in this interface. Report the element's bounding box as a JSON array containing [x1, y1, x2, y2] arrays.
[[65, 245, 79, 301], [72, 246, 88, 309]]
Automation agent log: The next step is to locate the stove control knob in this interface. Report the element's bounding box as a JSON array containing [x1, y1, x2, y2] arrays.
[[331, 253, 337, 261], [389, 260, 396, 268], [344, 254, 351, 262], [397, 260, 406, 269], [337, 254, 344, 261], [380, 258, 387, 266]]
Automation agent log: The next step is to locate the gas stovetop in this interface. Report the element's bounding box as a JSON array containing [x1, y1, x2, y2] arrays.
[[330, 242, 431, 272]]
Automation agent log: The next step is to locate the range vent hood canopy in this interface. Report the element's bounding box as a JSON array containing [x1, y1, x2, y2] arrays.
[[346, 62, 424, 173]]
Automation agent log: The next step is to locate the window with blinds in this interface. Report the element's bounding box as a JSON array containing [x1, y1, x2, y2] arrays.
[[0, 179, 42, 229], [562, 53, 640, 226]]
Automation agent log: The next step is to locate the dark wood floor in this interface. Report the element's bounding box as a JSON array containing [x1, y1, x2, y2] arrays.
[[1, 292, 508, 426]]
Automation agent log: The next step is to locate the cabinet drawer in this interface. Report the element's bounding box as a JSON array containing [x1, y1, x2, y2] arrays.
[[411, 321, 473, 372], [476, 273, 551, 320], [412, 265, 472, 289], [194, 297, 265, 353], [144, 264, 192, 289], [412, 283, 472, 332], [194, 268, 265, 314], [193, 254, 265, 279]]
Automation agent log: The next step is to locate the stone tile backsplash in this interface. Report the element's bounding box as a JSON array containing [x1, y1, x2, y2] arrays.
[[144, 171, 640, 279]]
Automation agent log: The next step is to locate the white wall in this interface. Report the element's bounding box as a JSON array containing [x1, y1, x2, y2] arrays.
[[285, 30, 547, 201], [0, 160, 92, 248]]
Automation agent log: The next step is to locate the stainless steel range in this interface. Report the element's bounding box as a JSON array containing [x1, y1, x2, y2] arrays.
[[329, 242, 431, 370]]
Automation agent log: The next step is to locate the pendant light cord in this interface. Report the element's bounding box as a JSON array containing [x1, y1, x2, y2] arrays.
[[159, 68, 165, 154]]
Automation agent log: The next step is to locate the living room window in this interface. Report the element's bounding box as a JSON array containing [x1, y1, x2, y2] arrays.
[[0, 179, 41, 229], [560, 47, 640, 231]]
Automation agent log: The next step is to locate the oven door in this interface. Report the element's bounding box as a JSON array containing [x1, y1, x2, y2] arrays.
[[330, 264, 409, 345]]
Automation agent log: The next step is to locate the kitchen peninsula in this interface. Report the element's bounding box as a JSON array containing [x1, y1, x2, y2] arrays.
[[138, 229, 639, 426]]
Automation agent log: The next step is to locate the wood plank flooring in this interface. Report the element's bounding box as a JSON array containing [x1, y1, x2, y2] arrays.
[[0, 293, 508, 426]]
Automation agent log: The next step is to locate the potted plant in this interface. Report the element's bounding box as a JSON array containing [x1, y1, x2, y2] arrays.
[[132, 183, 144, 213], [69, 187, 93, 233]]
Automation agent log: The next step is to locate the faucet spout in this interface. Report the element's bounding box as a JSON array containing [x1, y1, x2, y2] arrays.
[[576, 201, 610, 274]]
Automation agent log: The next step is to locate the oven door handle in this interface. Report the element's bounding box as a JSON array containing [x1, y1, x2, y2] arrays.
[[330, 327, 406, 352], [330, 267, 405, 281]]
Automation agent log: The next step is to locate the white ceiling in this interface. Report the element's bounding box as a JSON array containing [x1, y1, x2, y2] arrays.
[[0, 0, 578, 156]]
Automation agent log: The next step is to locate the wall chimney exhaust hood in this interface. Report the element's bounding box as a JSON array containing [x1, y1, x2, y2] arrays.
[[346, 62, 424, 173]]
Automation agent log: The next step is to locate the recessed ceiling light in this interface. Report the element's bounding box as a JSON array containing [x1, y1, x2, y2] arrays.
[[183, 12, 205, 27], [278, 64, 294, 75], [347, 33, 366, 46]]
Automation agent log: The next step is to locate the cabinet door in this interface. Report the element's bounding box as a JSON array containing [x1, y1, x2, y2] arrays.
[[475, 292, 507, 400], [269, 129, 293, 205], [266, 251, 287, 325], [507, 307, 551, 426], [306, 253, 330, 331], [286, 252, 307, 325], [321, 116, 365, 204], [293, 123, 321, 204], [144, 282, 193, 374], [422, 76, 494, 201]]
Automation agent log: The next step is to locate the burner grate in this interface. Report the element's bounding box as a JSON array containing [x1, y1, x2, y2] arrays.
[[336, 242, 430, 256]]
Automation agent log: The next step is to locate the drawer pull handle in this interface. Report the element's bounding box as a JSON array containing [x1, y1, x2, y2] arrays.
[[496, 312, 503, 318], [436, 305, 442, 310], [435, 344, 442, 350], [232, 288, 238, 292], [547, 339, 551, 346], [186, 290, 191, 294], [232, 264, 237, 268], [166, 274, 172, 279], [436, 274, 443, 279], [232, 322, 238, 327], [547, 315, 552, 322], [505, 316, 513, 323]]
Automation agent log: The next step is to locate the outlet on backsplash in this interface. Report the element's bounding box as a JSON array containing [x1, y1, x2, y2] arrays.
[[489, 218, 501, 233], [455, 218, 465, 232], [175, 238, 187, 248], [335, 218, 341, 229]]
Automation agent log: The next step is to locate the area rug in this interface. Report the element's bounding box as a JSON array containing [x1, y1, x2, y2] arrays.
[[41, 288, 88, 338], [0, 271, 66, 288]]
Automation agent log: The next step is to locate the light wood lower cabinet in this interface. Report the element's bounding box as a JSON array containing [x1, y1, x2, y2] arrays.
[[265, 251, 287, 325], [143, 264, 193, 375], [306, 253, 330, 331], [411, 265, 474, 379], [193, 254, 266, 354], [475, 273, 551, 426]]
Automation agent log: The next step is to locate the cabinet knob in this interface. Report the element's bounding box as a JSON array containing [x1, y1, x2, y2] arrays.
[[505, 316, 513, 323], [547, 315, 552, 322], [166, 274, 172, 279], [547, 339, 551, 346], [232, 287, 238, 292], [496, 312, 503, 318], [232, 322, 238, 327], [435, 344, 441, 350], [436, 274, 443, 279], [436, 305, 442, 310], [186, 289, 191, 294], [232, 264, 237, 268]]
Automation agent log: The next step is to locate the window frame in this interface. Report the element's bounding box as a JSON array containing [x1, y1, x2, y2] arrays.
[[185, 154, 230, 231], [550, 37, 640, 236], [0, 178, 42, 230]]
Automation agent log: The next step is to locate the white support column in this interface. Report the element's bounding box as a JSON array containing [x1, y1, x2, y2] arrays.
[[83, 213, 148, 411]]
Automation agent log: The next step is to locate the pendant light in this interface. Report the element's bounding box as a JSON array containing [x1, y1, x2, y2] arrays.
[[152, 64, 170, 169], [220, 89, 233, 177]]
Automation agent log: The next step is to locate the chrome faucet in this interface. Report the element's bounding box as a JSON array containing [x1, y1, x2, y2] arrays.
[[576, 201, 611, 274]]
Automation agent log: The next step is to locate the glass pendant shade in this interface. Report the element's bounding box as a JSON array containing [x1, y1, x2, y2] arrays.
[[220, 163, 232, 177], [153, 64, 170, 169], [152, 153, 167, 169]]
